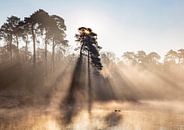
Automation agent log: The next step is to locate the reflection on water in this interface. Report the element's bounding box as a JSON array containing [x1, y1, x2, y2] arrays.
[[0, 101, 184, 130]]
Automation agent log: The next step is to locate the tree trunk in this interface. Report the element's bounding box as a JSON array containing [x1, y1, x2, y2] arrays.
[[31, 25, 36, 66], [9, 34, 13, 63], [45, 39, 48, 75], [25, 35, 28, 62], [15, 35, 20, 60], [52, 38, 55, 72], [16, 35, 19, 52], [88, 50, 92, 113]]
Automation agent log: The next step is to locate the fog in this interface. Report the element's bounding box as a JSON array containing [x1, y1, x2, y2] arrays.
[[0, 52, 184, 130]]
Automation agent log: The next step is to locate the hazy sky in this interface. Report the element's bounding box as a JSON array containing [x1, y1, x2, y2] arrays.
[[0, 0, 184, 56]]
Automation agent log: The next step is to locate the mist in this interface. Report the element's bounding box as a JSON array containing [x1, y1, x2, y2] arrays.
[[0, 9, 184, 130]]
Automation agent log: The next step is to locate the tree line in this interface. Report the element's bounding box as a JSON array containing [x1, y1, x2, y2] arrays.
[[101, 49, 184, 67], [0, 9, 68, 71], [122, 49, 184, 65], [0, 9, 183, 70]]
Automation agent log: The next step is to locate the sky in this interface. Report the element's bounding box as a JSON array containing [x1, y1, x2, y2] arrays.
[[0, 0, 184, 57]]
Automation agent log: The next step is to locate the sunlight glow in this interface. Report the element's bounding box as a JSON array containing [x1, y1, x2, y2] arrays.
[[45, 118, 60, 130], [65, 10, 117, 55], [72, 10, 108, 34]]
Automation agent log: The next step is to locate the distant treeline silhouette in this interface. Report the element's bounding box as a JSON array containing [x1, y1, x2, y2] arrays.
[[102, 49, 184, 67]]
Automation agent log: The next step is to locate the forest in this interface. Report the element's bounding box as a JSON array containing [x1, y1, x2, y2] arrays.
[[0, 9, 184, 130]]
